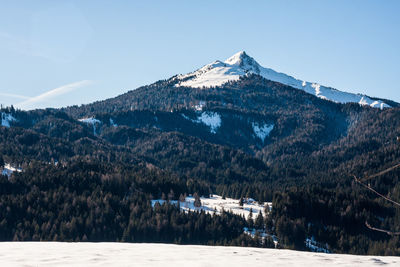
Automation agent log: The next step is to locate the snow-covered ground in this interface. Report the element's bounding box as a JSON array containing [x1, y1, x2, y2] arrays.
[[0, 242, 398, 267], [176, 51, 389, 109], [109, 118, 118, 127], [243, 227, 279, 247], [78, 117, 101, 135], [197, 112, 221, 134], [152, 194, 271, 219], [252, 122, 274, 142], [193, 100, 206, 111], [1, 112, 16, 128], [78, 117, 101, 125], [306, 237, 330, 253], [181, 111, 222, 134], [1, 163, 22, 177]]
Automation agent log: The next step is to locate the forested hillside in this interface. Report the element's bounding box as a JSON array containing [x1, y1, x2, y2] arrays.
[[1, 75, 399, 255]]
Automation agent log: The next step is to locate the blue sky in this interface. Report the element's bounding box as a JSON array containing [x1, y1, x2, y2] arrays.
[[1, 0, 399, 109]]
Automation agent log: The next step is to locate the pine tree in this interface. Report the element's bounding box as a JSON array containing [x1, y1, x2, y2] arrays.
[[239, 197, 244, 207], [168, 189, 174, 201], [194, 192, 201, 208], [255, 211, 264, 230], [179, 193, 186, 202], [247, 208, 254, 229]]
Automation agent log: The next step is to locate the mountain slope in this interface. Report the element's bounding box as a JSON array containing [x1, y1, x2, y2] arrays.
[[176, 51, 390, 109], [1, 51, 400, 255]]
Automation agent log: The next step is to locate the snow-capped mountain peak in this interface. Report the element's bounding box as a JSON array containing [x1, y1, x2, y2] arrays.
[[224, 50, 248, 65], [224, 51, 261, 74], [176, 51, 390, 109]]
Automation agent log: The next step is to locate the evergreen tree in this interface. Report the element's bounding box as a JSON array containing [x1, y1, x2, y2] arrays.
[[247, 209, 254, 229], [255, 211, 264, 230], [194, 192, 202, 208], [239, 197, 244, 207]]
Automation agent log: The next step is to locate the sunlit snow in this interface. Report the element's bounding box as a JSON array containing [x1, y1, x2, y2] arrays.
[[197, 112, 221, 134], [78, 117, 101, 124], [0, 242, 399, 267], [1, 163, 22, 177], [152, 194, 270, 219], [194, 100, 206, 111], [177, 51, 390, 109]]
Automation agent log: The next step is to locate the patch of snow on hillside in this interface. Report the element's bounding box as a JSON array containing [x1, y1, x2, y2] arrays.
[[176, 51, 390, 109], [252, 122, 273, 142], [194, 100, 206, 111], [197, 112, 221, 133], [181, 113, 193, 121], [243, 227, 279, 247], [152, 194, 270, 219], [79, 117, 101, 135], [109, 118, 117, 127], [1, 113, 16, 128], [2, 163, 22, 178], [1, 242, 399, 267], [79, 117, 101, 124], [306, 237, 330, 253]]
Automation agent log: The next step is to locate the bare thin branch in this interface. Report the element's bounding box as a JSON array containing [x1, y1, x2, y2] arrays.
[[365, 221, 400, 236], [360, 162, 400, 182], [353, 175, 400, 207]]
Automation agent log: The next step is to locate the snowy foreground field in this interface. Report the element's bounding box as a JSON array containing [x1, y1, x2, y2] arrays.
[[0, 242, 399, 267]]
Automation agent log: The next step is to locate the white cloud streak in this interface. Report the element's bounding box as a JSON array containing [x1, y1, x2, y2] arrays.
[[0, 93, 31, 100], [16, 80, 93, 110]]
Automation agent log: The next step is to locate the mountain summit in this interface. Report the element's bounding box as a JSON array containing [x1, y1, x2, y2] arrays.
[[177, 51, 389, 109]]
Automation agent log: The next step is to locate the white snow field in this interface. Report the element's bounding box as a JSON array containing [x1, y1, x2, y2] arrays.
[[0, 242, 398, 267], [176, 51, 389, 109], [152, 194, 271, 219], [181, 111, 222, 134], [197, 112, 221, 133]]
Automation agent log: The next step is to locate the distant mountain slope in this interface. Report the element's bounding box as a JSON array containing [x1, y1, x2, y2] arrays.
[[64, 76, 350, 157], [176, 51, 390, 109]]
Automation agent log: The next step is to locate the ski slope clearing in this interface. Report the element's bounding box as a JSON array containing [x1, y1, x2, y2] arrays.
[[152, 194, 270, 219], [176, 51, 389, 109], [0, 242, 398, 267]]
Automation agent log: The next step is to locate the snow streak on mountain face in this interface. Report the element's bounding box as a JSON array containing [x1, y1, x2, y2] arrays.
[[177, 51, 390, 109]]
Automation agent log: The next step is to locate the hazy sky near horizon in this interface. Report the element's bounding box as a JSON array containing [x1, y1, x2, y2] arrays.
[[1, 0, 399, 109]]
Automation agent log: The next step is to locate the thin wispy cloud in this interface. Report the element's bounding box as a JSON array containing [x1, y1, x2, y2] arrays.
[[0, 92, 31, 100], [16, 80, 93, 110], [0, 31, 33, 57]]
